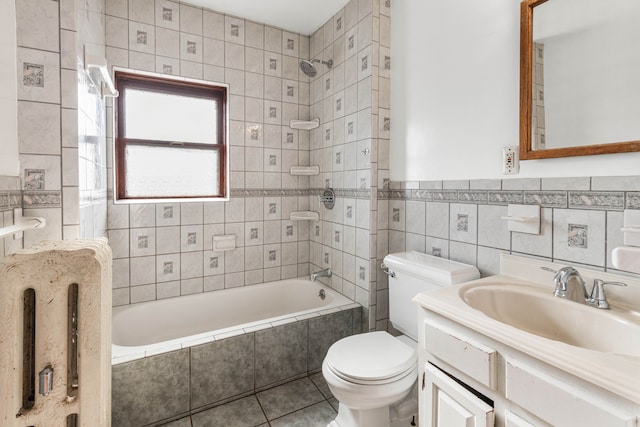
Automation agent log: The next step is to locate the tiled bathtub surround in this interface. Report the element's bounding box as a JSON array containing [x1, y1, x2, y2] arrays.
[[105, 1, 314, 305], [112, 306, 361, 426], [307, 0, 391, 331], [109, 192, 313, 305]]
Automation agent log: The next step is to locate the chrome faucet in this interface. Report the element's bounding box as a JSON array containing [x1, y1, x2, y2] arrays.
[[551, 266, 588, 304], [310, 268, 332, 282], [543, 266, 627, 309]]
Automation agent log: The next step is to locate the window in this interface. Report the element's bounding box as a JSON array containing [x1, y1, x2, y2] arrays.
[[114, 70, 228, 202]]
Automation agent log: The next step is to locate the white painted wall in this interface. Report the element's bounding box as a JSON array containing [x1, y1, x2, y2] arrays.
[[390, 0, 640, 181], [0, 0, 19, 177]]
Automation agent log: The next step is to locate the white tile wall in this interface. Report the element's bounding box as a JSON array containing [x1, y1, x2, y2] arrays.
[[103, 0, 318, 304]]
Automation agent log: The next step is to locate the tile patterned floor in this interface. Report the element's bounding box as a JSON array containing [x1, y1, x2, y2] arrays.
[[161, 373, 338, 427]]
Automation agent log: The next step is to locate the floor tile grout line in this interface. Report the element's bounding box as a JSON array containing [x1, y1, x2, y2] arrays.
[[160, 374, 337, 427], [254, 390, 272, 426], [265, 396, 337, 424]]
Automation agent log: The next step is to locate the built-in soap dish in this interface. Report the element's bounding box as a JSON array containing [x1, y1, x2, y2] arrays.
[[289, 166, 320, 176], [289, 118, 320, 130], [212, 234, 236, 251], [290, 211, 320, 221]]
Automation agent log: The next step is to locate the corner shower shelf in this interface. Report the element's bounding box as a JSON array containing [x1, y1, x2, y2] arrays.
[[289, 166, 320, 176], [290, 211, 320, 221], [289, 118, 320, 130]]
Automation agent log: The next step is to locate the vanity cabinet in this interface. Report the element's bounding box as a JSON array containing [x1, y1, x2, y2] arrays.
[[417, 308, 639, 427]]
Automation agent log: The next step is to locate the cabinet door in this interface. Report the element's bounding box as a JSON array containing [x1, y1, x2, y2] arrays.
[[422, 363, 494, 427]]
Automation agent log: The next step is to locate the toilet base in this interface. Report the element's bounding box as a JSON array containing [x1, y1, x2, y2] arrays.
[[328, 404, 391, 427]]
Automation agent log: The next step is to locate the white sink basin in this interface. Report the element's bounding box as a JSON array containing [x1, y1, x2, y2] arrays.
[[461, 283, 640, 357]]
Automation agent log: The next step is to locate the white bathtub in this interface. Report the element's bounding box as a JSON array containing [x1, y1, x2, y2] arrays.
[[112, 278, 357, 364]]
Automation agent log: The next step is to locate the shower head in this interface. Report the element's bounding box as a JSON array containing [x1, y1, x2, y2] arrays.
[[299, 58, 334, 77]]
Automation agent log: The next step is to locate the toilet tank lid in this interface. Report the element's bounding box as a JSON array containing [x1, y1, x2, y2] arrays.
[[383, 251, 480, 285]]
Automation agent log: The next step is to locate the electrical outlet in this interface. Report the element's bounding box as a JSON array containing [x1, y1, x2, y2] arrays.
[[503, 146, 519, 175]]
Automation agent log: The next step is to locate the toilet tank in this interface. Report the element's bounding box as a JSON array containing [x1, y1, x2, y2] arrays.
[[382, 251, 480, 340]]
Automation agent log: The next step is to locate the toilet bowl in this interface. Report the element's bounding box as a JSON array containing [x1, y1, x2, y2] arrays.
[[322, 331, 418, 427], [322, 251, 480, 427]]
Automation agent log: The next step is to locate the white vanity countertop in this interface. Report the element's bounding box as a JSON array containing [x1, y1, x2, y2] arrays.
[[413, 254, 640, 404]]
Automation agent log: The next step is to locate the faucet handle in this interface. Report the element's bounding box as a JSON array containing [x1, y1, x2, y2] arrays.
[[589, 279, 627, 309], [543, 266, 584, 297]]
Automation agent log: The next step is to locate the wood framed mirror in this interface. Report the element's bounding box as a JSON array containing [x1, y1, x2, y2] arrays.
[[520, 0, 640, 160]]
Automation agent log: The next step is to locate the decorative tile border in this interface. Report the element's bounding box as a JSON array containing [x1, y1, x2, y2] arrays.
[[378, 181, 640, 211], [568, 191, 625, 211], [458, 191, 488, 204], [431, 191, 458, 202], [488, 191, 524, 205], [309, 188, 371, 199], [411, 189, 433, 201], [334, 189, 371, 199], [230, 189, 311, 197], [104, 188, 369, 201], [0, 177, 22, 211], [0, 191, 23, 212], [523, 191, 567, 208], [627, 193, 640, 209], [22, 191, 62, 208]]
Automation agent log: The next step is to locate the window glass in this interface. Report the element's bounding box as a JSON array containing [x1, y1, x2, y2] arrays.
[[124, 145, 219, 198], [124, 89, 218, 144]]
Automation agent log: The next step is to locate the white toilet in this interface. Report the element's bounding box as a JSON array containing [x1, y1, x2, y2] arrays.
[[322, 251, 480, 427]]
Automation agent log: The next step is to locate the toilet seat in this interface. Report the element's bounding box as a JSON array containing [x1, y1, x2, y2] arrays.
[[324, 332, 417, 385]]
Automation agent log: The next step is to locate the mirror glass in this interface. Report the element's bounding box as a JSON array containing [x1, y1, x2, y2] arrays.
[[520, 0, 640, 159]]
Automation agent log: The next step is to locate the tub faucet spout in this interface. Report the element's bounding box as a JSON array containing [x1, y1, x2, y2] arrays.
[[311, 268, 332, 282]]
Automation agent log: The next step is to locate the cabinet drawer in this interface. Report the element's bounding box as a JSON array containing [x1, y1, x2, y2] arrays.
[[425, 321, 497, 389], [506, 360, 636, 427]]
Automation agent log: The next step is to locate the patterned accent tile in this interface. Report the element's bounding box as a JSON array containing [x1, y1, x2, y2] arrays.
[[410, 189, 433, 201], [23, 62, 44, 87], [627, 193, 640, 209], [22, 191, 62, 208], [230, 189, 310, 197], [487, 191, 524, 205], [568, 191, 625, 210], [567, 223, 589, 248], [387, 190, 410, 200], [2, 191, 23, 210], [432, 191, 458, 202], [523, 191, 567, 208], [333, 189, 371, 199], [377, 189, 392, 200], [458, 191, 488, 204]]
